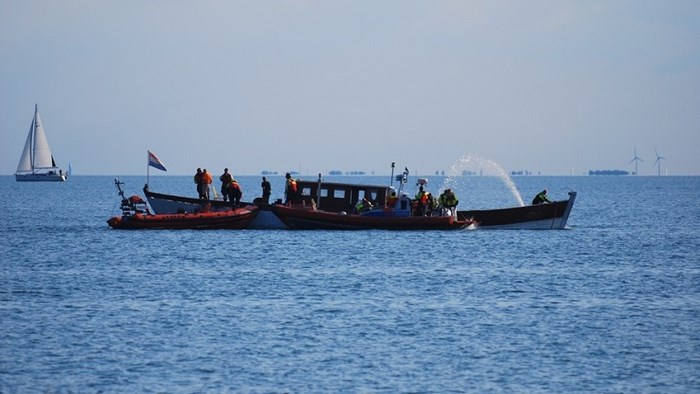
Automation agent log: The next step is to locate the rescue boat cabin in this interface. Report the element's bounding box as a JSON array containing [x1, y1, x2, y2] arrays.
[[294, 179, 392, 213]]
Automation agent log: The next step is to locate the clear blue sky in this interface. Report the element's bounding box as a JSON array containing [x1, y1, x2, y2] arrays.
[[1, 0, 699, 176]]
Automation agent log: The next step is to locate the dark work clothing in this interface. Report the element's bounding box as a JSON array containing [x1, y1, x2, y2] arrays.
[[532, 191, 551, 205], [261, 180, 271, 204]]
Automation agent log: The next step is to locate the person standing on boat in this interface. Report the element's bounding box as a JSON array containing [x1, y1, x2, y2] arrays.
[[531, 189, 552, 205], [229, 179, 242, 208], [220, 168, 233, 202], [201, 169, 213, 200], [438, 189, 459, 216], [414, 186, 429, 216], [194, 168, 204, 198], [285, 173, 298, 206], [261, 176, 272, 205], [426, 192, 438, 215]]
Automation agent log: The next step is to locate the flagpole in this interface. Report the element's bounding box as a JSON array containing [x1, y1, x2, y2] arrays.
[[146, 150, 150, 187]]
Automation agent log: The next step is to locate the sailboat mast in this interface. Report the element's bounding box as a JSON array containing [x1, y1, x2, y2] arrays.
[[30, 104, 38, 172]]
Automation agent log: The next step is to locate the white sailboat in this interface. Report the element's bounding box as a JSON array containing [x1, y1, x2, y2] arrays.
[[15, 105, 67, 182]]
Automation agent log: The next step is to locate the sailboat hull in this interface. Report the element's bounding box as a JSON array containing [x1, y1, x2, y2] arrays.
[[15, 173, 67, 182]]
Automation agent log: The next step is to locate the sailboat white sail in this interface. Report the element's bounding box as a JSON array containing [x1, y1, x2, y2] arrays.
[[15, 105, 67, 182]]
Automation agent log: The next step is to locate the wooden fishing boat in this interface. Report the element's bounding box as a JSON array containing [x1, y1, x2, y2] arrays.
[[143, 185, 285, 229], [457, 192, 576, 230], [144, 185, 248, 213], [107, 179, 258, 230]]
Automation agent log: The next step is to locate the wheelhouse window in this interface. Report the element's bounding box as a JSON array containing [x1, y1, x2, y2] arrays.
[[357, 189, 378, 202]]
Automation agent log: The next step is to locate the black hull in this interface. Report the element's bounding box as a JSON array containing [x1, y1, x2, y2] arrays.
[[457, 192, 576, 229]]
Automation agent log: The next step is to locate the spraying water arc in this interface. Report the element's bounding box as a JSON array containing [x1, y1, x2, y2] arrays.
[[441, 154, 525, 207]]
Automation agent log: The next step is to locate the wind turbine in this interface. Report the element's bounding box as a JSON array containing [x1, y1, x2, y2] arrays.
[[654, 149, 666, 176], [629, 147, 643, 175]]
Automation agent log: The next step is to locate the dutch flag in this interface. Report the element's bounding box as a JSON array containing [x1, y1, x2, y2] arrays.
[[147, 150, 167, 172]]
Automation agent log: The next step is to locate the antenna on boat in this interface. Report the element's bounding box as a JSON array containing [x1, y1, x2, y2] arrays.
[[390, 162, 395, 188], [397, 167, 409, 195], [114, 178, 126, 200]]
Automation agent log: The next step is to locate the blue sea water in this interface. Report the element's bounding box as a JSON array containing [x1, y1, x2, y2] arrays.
[[1, 175, 699, 392]]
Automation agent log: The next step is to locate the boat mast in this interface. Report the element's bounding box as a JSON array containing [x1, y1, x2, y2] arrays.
[[390, 162, 395, 189], [146, 150, 150, 187], [30, 105, 37, 172], [30, 104, 59, 171], [316, 173, 322, 209]]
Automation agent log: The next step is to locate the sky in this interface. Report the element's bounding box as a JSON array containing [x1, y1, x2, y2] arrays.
[[1, 0, 699, 176]]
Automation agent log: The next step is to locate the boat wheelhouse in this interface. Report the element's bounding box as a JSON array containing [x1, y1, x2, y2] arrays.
[[293, 177, 392, 213]]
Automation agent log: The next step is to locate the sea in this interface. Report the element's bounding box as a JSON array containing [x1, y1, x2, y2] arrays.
[[1, 174, 698, 393]]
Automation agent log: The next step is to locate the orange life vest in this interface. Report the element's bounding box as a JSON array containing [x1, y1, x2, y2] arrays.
[[418, 192, 428, 204], [202, 172, 213, 185]]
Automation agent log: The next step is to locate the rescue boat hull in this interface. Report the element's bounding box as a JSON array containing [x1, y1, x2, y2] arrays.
[[271, 205, 474, 230], [107, 206, 258, 230]]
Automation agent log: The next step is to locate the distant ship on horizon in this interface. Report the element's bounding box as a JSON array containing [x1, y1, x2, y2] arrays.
[[589, 170, 630, 176]]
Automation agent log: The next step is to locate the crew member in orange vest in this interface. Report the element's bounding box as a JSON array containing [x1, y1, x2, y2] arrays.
[[229, 179, 242, 207], [415, 186, 429, 216], [285, 173, 298, 206], [201, 169, 213, 200]]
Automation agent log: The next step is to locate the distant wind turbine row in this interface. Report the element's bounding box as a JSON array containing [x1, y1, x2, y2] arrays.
[[629, 148, 667, 176]]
